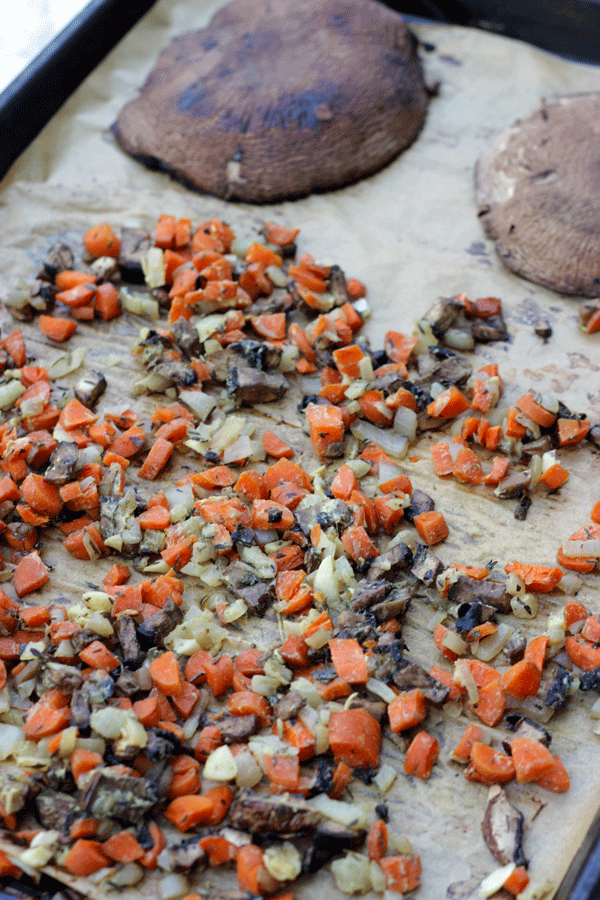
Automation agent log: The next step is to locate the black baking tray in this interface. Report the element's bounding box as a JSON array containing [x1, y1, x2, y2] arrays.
[[1, 1, 600, 898]]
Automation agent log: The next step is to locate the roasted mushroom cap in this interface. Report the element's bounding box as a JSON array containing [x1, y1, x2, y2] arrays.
[[113, 0, 429, 202], [476, 93, 600, 296]]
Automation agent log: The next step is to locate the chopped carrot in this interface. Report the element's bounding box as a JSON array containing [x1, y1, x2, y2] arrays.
[[83, 222, 121, 258], [516, 392, 557, 428], [227, 690, 272, 726], [94, 282, 122, 319], [341, 525, 379, 564], [564, 598, 589, 631], [431, 441, 454, 477], [414, 510, 449, 545], [264, 222, 300, 246], [449, 723, 484, 764], [537, 462, 569, 490], [500, 659, 540, 700], [38, 315, 77, 342], [107, 424, 146, 458], [565, 635, 600, 671], [469, 741, 515, 784], [103, 830, 144, 863], [388, 689, 428, 732], [305, 403, 345, 456], [452, 446, 483, 484], [367, 819, 388, 861], [261, 430, 293, 459], [404, 730, 439, 778], [504, 561, 563, 592], [504, 867, 530, 896], [13, 551, 49, 597], [427, 385, 470, 418], [328, 708, 381, 769], [55, 282, 96, 308], [63, 839, 111, 876], [379, 855, 422, 893], [149, 650, 184, 696], [482, 455, 510, 485], [510, 737, 555, 783], [79, 640, 119, 671], [70, 747, 104, 781], [329, 637, 368, 683], [138, 437, 173, 480], [535, 754, 570, 793], [557, 417, 591, 446]]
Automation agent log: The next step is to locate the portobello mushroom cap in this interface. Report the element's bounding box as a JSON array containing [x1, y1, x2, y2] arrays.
[[476, 93, 600, 296], [112, 0, 429, 202]]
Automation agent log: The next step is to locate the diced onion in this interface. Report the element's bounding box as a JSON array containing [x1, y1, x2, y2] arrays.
[[473, 623, 515, 662], [454, 659, 479, 704], [562, 539, 600, 558], [350, 420, 409, 458], [330, 852, 371, 895], [203, 745, 238, 781], [479, 862, 516, 897], [158, 873, 190, 899], [393, 405, 418, 440]]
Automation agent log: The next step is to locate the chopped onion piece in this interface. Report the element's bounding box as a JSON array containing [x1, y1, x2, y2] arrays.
[[374, 762, 397, 793], [454, 659, 479, 704], [203, 745, 238, 781], [158, 873, 190, 899], [562, 539, 600, 558], [393, 405, 418, 440], [366, 678, 397, 703], [473, 623, 515, 662], [479, 862, 516, 898], [331, 852, 371, 895], [350, 420, 409, 458]]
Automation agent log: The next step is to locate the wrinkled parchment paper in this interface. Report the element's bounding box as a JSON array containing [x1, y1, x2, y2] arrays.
[[2, 2, 600, 898]]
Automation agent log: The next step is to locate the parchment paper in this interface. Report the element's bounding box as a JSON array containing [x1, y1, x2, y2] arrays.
[[2, 2, 600, 898]]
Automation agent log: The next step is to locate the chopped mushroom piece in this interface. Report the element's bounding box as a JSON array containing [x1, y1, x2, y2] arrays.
[[481, 785, 526, 868]]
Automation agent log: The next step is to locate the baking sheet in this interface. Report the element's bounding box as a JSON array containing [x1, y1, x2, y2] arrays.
[[1, 2, 600, 898]]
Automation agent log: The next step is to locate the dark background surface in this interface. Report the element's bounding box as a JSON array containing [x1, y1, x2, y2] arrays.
[[1, 2, 600, 898]]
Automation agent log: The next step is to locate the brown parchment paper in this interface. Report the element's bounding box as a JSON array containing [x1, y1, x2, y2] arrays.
[[2, 3, 600, 899]]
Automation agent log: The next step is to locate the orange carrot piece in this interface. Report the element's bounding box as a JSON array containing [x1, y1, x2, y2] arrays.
[[414, 510, 449, 545], [138, 437, 173, 480], [535, 753, 570, 793], [452, 446, 484, 484], [329, 637, 368, 683], [537, 462, 569, 490], [63, 839, 111, 876], [504, 867, 530, 896], [103, 830, 144, 863], [149, 650, 184, 696], [305, 403, 345, 456], [79, 640, 119, 671], [83, 222, 121, 258], [450, 723, 484, 763], [500, 659, 541, 700], [367, 819, 388, 862], [504, 561, 563, 592], [94, 282, 122, 319], [13, 551, 49, 597], [510, 736, 555, 783], [262, 430, 293, 459], [565, 635, 600, 671], [404, 730, 439, 779], [384, 330, 419, 365], [431, 441, 454, 477], [469, 741, 515, 784], [516, 391, 557, 428], [341, 525, 379, 564], [388, 689, 428, 732], [107, 424, 146, 459], [38, 315, 77, 342], [378, 855, 422, 893], [427, 385, 470, 418], [328, 708, 381, 769]]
